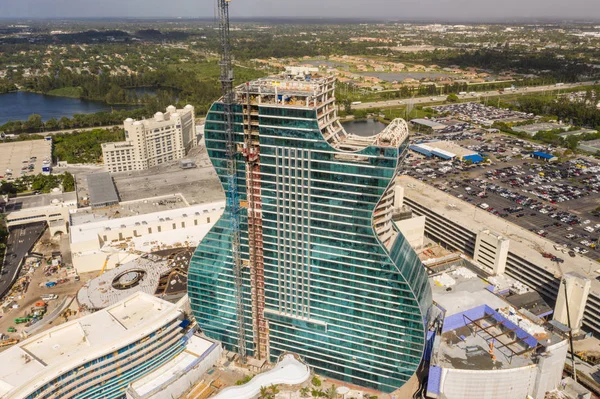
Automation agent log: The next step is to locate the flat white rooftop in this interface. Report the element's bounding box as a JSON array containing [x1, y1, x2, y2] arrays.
[[398, 175, 600, 295], [5, 191, 77, 212], [0, 292, 181, 398], [70, 200, 225, 244]]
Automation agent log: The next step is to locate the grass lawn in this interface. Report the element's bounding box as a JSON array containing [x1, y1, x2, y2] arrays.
[[47, 86, 84, 98]]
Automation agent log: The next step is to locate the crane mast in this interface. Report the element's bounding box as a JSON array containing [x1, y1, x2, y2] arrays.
[[217, 0, 246, 361]]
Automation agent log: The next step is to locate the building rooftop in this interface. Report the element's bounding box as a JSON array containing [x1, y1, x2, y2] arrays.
[[429, 265, 562, 371], [70, 200, 225, 244], [435, 308, 536, 370], [397, 175, 600, 296], [4, 191, 77, 212], [426, 140, 478, 158], [0, 292, 181, 398], [431, 269, 509, 317], [87, 172, 119, 208]]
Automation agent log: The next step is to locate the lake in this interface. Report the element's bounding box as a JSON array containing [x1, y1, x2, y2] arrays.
[[0, 92, 134, 125], [342, 119, 388, 137]]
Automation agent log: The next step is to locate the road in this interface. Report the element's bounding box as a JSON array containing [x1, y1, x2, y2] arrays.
[[0, 223, 46, 300], [351, 81, 597, 110]]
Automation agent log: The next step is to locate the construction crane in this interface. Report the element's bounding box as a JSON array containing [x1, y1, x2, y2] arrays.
[[217, 0, 246, 361]]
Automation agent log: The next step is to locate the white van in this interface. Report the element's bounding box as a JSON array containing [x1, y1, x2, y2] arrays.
[[40, 294, 58, 301]]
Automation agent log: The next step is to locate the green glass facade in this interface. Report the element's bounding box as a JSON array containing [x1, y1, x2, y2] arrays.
[[189, 101, 432, 393]]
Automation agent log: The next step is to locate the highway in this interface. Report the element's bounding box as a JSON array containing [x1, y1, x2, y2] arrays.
[[351, 81, 597, 110], [0, 223, 46, 300]]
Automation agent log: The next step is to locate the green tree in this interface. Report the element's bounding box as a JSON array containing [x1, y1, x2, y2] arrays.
[[312, 376, 322, 387], [25, 114, 43, 131], [62, 172, 75, 192], [325, 385, 338, 399], [446, 93, 459, 103], [0, 182, 17, 195]]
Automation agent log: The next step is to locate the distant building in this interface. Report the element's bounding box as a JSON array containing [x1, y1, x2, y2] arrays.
[[531, 151, 558, 162], [102, 105, 196, 173], [0, 292, 220, 399]]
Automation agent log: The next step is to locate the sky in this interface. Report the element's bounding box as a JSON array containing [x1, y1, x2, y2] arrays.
[[0, 0, 599, 21]]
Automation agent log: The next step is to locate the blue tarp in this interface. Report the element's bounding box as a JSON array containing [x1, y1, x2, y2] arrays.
[[409, 145, 432, 157], [532, 151, 555, 160], [427, 366, 443, 395], [463, 154, 485, 164]]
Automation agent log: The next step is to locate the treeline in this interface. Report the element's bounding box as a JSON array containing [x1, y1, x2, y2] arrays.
[[23, 67, 184, 105], [0, 83, 18, 94], [515, 92, 600, 128], [448, 50, 598, 82], [0, 172, 75, 195], [52, 128, 125, 164]]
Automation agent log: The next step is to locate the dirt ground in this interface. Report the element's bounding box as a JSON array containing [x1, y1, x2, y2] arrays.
[[0, 230, 94, 349]]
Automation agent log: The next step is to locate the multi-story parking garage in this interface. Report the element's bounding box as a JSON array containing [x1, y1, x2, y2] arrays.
[[398, 175, 600, 337]]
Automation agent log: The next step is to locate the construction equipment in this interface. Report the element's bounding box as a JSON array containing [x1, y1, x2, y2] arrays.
[[0, 338, 19, 347], [217, 0, 246, 362], [97, 255, 110, 277]]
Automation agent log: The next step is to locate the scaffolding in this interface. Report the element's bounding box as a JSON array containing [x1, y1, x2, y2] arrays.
[[242, 84, 269, 361]]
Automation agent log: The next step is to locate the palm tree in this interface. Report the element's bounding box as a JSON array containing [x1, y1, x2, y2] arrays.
[[325, 385, 338, 399], [269, 384, 280, 394], [300, 387, 310, 397]]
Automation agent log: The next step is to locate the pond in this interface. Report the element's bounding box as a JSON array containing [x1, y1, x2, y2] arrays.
[[0, 91, 135, 125]]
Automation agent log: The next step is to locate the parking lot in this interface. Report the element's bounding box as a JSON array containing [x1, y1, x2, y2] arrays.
[[0, 140, 52, 180], [431, 102, 538, 126], [404, 131, 600, 262]]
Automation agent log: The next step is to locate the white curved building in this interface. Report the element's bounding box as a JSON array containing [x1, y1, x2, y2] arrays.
[[102, 105, 196, 173], [0, 293, 198, 399]]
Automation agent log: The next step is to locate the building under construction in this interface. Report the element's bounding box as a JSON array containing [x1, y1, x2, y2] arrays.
[[188, 66, 433, 392]]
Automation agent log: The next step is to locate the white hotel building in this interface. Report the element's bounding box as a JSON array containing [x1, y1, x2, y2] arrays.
[[102, 105, 196, 173]]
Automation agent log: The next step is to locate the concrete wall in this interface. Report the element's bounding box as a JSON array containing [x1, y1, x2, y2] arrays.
[[438, 366, 537, 399], [395, 216, 425, 250], [474, 230, 510, 275], [554, 273, 591, 333], [533, 340, 569, 399], [6, 203, 75, 231]]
